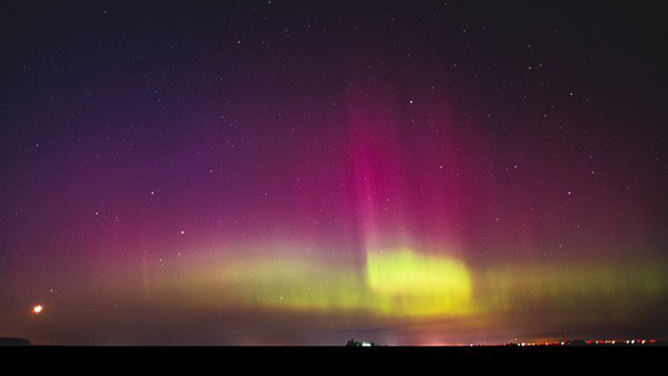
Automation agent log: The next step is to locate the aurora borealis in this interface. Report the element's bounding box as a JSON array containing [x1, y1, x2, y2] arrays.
[[1, 1, 667, 345]]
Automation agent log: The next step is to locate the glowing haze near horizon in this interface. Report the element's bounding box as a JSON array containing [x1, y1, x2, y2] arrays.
[[1, 1, 667, 345]]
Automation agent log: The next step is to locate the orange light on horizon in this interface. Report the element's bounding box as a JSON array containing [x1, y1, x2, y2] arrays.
[[32, 305, 43, 314]]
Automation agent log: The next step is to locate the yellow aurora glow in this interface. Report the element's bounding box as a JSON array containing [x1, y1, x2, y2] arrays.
[[120, 245, 668, 327], [153, 247, 474, 317], [366, 248, 473, 316]]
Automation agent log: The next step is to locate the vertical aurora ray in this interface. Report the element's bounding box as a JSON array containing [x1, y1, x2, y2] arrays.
[[349, 90, 406, 254]]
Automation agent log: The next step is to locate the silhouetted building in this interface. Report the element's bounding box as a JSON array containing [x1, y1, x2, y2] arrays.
[[346, 339, 378, 347], [0, 337, 31, 346]]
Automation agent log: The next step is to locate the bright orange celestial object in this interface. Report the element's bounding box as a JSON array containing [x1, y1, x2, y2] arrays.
[[32, 305, 43, 314]]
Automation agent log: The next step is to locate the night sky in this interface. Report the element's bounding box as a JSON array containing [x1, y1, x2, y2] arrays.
[[1, 0, 667, 345]]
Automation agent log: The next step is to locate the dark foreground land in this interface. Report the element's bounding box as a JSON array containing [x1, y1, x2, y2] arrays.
[[2, 336, 667, 347], [1, 337, 665, 371]]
